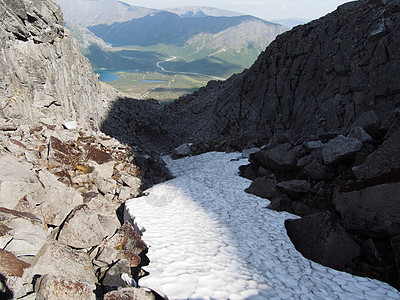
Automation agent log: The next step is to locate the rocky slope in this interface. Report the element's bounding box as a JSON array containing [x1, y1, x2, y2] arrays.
[[0, 0, 170, 299]]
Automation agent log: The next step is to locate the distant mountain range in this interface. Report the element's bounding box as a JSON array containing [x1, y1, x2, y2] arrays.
[[88, 11, 283, 49], [57, 0, 288, 96]]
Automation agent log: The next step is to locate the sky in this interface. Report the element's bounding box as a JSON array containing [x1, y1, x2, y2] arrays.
[[120, 0, 350, 21]]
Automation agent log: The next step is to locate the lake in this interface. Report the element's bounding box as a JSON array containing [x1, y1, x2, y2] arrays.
[[94, 69, 121, 82]]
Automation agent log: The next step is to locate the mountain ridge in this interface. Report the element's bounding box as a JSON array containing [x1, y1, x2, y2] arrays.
[[87, 12, 284, 48]]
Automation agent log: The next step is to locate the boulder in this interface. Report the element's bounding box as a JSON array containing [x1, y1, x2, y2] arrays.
[[244, 176, 280, 199], [35, 170, 83, 226], [305, 140, 324, 150], [304, 161, 328, 181], [121, 174, 142, 190], [334, 182, 400, 236], [91, 161, 115, 179], [322, 135, 362, 164], [353, 128, 400, 180], [48, 136, 74, 166], [241, 147, 260, 159], [361, 239, 383, 266], [253, 143, 302, 171], [353, 110, 382, 139], [348, 126, 373, 143], [171, 143, 193, 159], [285, 212, 361, 269], [276, 180, 311, 193], [0, 249, 30, 278], [101, 258, 132, 288], [267, 195, 292, 213], [0, 207, 47, 260], [94, 177, 117, 195], [57, 204, 119, 249], [296, 149, 323, 167], [17, 240, 97, 298], [0, 154, 40, 209], [62, 120, 78, 130], [104, 287, 156, 300], [35, 275, 96, 300], [93, 222, 148, 283], [87, 147, 113, 165]]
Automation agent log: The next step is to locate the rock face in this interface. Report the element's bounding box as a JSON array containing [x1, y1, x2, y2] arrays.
[[0, 0, 118, 129], [0, 0, 167, 299]]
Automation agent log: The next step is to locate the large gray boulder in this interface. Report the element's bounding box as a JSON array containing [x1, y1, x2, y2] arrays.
[[244, 176, 280, 199], [57, 204, 119, 249], [353, 127, 400, 180], [276, 180, 311, 193], [35, 275, 96, 300], [0, 207, 47, 260], [253, 143, 303, 171], [352, 110, 382, 139], [322, 135, 362, 164], [334, 182, 400, 236], [17, 240, 97, 298], [0, 153, 83, 227], [0, 154, 40, 209], [285, 212, 361, 269]]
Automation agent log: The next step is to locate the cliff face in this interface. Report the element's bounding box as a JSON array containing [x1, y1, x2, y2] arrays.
[[0, 1, 171, 298], [0, 0, 118, 129], [162, 0, 400, 148]]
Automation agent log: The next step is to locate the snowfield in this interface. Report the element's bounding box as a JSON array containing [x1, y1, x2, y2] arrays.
[[125, 152, 400, 299]]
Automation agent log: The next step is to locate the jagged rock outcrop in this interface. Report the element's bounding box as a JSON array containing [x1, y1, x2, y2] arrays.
[[0, 0, 170, 299], [0, 0, 118, 129]]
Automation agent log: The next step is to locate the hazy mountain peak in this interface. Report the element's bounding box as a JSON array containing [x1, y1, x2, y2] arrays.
[[57, 0, 157, 26], [164, 6, 244, 18]]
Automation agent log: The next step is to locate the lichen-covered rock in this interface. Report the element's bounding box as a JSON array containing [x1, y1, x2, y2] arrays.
[[35, 275, 96, 300], [104, 287, 156, 300], [17, 240, 97, 297], [57, 204, 119, 249]]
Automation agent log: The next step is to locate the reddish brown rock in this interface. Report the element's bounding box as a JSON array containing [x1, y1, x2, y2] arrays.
[[87, 147, 113, 164], [0, 249, 30, 277]]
